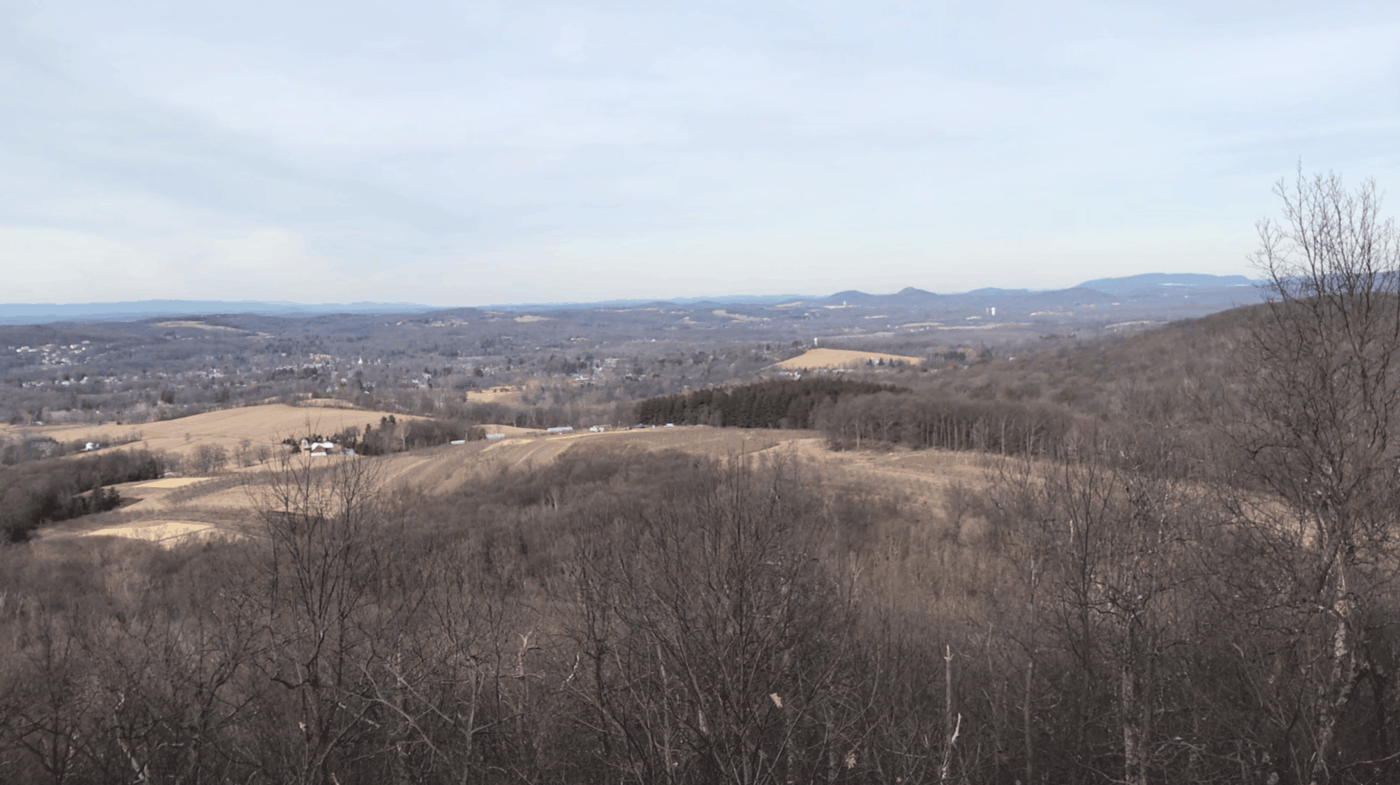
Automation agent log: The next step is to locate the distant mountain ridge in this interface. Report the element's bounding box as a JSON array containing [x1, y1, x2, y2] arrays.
[[0, 274, 1261, 325], [1074, 273, 1256, 294], [0, 299, 436, 324], [803, 275, 1258, 312]]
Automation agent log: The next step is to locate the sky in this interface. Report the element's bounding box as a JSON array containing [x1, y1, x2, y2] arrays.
[[3, 0, 1400, 306]]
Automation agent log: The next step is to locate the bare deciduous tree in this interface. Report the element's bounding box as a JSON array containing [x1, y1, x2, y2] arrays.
[[566, 456, 858, 785], [189, 443, 228, 475], [248, 454, 406, 785], [1230, 169, 1400, 784]]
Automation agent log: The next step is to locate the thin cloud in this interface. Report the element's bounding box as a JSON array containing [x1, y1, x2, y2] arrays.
[[4, 0, 1399, 305]]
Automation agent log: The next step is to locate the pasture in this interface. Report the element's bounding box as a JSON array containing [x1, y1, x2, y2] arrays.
[[29, 407, 990, 548], [772, 347, 924, 369]]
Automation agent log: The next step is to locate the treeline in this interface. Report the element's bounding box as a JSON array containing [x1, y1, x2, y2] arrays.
[[1, 430, 143, 466], [637, 379, 1083, 461], [440, 398, 613, 431], [329, 415, 488, 456], [816, 390, 1077, 456], [0, 448, 166, 542], [635, 377, 908, 429], [277, 416, 490, 457]]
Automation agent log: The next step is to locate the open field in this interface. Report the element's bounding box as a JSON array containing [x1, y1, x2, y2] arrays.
[[773, 347, 924, 370], [150, 320, 248, 333], [0, 403, 426, 461], [82, 521, 221, 545], [296, 397, 364, 408], [480, 423, 544, 437], [135, 477, 207, 489], [463, 386, 526, 404], [32, 418, 990, 546]]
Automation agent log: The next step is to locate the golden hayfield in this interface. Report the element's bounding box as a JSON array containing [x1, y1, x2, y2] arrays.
[[32, 416, 991, 548], [479, 423, 541, 436], [296, 397, 364, 408], [463, 386, 527, 405], [773, 348, 923, 370], [83, 521, 221, 545], [134, 477, 208, 489], [1, 403, 425, 462]]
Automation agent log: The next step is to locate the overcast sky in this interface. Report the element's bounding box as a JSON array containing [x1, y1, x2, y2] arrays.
[[3, 0, 1399, 306]]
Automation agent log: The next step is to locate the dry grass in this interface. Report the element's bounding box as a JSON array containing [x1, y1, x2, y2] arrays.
[[296, 398, 363, 408], [1, 403, 425, 462], [135, 477, 209, 489], [82, 521, 222, 545], [463, 386, 527, 405], [772, 348, 924, 370], [31, 418, 999, 551], [480, 423, 543, 436]]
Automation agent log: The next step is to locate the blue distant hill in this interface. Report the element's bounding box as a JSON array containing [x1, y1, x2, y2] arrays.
[[1075, 273, 1256, 294], [965, 287, 1031, 296], [0, 275, 1263, 326], [0, 295, 814, 323], [0, 300, 437, 325]]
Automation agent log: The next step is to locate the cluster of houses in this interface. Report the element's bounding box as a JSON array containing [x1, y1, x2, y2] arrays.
[[298, 438, 352, 457], [287, 424, 626, 457]]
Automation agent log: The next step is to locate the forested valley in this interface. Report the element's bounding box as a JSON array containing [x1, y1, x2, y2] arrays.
[[2, 174, 1400, 784]]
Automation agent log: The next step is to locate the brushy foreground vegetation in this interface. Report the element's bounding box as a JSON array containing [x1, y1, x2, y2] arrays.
[[0, 426, 1391, 785]]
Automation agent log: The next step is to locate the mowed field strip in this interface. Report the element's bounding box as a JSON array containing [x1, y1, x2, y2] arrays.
[[136, 477, 208, 489], [772, 348, 924, 370], [83, 521, 220, 545]]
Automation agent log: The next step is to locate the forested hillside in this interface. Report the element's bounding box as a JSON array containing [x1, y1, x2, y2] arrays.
[[0, 449, 167, 542]]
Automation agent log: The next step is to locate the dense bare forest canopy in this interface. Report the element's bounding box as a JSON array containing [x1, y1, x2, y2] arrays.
[[4, 173, 1400, 784], [634, 378, 908, 429], [1, 449, 167, 543]]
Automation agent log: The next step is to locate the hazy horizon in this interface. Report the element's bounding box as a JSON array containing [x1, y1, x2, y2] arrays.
[[5, 1, 1397, 306], [0, 273, 1262, 315]]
